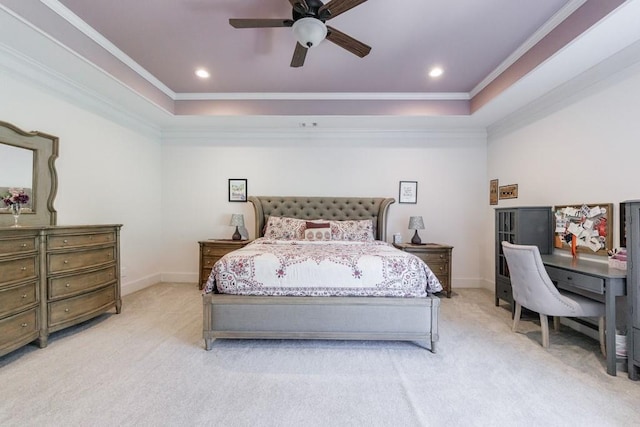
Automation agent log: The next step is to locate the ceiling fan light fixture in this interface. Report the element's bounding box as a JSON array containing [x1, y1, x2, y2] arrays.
[[292, 17, 327, 48]]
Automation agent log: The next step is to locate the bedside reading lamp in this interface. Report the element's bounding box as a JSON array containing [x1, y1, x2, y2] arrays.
[[230, 214, 244, 241], [408, 216, 425, 245]]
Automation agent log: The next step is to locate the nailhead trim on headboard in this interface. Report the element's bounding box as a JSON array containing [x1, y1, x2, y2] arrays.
[[249, 196, 395, 241]]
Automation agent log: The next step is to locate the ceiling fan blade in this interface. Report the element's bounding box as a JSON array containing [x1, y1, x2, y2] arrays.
[[319, 0, 367, 20], [290, 43, 308, 67], [288, 0, 309, 13], [326, 26, 371, 57], [229, 18, 293, 28]]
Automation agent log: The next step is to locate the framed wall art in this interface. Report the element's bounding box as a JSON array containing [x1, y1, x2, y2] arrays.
[[228, 179, 247, 202], [399, 181, 417, 204], [490, 179, 498, 205], [499, 184, 518, 200]]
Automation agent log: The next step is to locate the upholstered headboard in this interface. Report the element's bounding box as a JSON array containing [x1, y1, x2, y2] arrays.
[[248, 196, 395, 241]]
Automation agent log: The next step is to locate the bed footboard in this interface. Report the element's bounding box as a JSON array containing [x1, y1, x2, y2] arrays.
[[203, 294, 440, 352]]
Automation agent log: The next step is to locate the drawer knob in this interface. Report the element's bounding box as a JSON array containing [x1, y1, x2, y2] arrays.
[[439, 254, 444, 259], [63, 239, 68, 244], [65, 283, 71, 288], [21, 266, 27, 271], [567, 276, 573, 281], [21, 323, 28, 328], [22, 294, 27, 298], [21, 243, 27, 248], [64, 308, 70, 313], [64, 260, 69, 264]]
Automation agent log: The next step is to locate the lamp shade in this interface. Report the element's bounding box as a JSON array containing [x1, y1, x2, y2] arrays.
[[292, 17, 327, 48], [230, 214, 245, 227], [408, 216, 425, 230]]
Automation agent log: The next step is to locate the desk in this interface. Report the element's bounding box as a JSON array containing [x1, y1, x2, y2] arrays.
[[541, 254, 626, 376]]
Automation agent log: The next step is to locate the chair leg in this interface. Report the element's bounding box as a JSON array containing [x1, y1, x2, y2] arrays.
[[540, 314, 550, 348], [512, 303, 522, 332], [553, 316, 560, 332], [598, 316, 606, 357]]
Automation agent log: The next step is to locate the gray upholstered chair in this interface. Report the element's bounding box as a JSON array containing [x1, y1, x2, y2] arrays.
[[501, 241, 605, 355]]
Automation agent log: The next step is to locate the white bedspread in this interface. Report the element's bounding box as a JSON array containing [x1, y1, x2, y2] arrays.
[[203, 238, 442, 297]]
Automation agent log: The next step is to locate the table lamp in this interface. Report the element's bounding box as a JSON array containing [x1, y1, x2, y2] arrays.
[[230, 213, 244, 241], [408, 216, 425, 245]]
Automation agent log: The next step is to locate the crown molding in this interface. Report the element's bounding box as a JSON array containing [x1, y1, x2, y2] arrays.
[[174, 92, 471, 101], [470, 0, 588, 98]]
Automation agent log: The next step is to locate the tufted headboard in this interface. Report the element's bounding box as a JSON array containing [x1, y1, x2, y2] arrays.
[[249, 196, 395, 241]]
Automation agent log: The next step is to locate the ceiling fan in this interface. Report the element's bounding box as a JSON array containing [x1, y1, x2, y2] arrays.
[[229, 0, 371, 67]]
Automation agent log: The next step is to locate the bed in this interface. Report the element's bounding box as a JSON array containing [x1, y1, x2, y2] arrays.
[[202, 196, 441, 352]]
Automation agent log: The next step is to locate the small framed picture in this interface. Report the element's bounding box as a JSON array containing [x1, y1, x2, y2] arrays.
[[490, 179, 498, 205], [228, 179, 247, 202], [399, 181, 418, 204]]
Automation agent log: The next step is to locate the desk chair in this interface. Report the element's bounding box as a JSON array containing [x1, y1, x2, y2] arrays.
[[501, 241, 606, 355]]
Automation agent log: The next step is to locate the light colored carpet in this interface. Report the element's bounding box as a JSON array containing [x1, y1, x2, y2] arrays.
[[1, 283, 639, 426]]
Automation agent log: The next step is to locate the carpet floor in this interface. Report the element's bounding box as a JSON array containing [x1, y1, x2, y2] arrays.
[[1, 283, 639, 426]]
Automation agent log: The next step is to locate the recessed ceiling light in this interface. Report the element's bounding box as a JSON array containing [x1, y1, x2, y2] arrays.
[[428, 67, 444, 78], [195, 68, 210, 79]]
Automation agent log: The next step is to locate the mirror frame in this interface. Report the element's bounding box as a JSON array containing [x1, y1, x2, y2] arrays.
[[0, 120, 58, 227]]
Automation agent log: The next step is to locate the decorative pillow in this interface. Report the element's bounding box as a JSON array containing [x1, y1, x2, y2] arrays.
[[304, 221, 332, 241], [263, 216, 306, 240], [330, 219, 375, 241]]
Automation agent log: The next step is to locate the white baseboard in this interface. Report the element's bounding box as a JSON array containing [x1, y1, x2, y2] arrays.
[[161, 272, 198, 283], [121, 273, 162, 296], [453, 278, 493, 291]]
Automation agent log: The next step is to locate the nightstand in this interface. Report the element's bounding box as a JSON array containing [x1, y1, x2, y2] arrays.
[[393, 242, 453, 297], [198, 239, 251, 289]]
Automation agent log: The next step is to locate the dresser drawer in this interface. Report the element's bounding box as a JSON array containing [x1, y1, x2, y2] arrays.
[[201, 244, 241, 257], [0, 307, 39, 350], [0, 236, 37, 256], [0, 281, 38, 318], [202, 256, 220, 270], [418, 251, 450, 264], [48, 285, 116, 327], [0, 256, 38, 284], [546, 266, 605, 294], [201, 267, 215, 284], [430, 263, 449, 284], [48, 246, 115, 274], [48, 232, 116, 250], [49, 265, 117, 299]]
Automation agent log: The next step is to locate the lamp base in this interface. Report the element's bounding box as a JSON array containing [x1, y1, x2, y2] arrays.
[[232, 226, 242, 241], [411, 230, 422, 245]]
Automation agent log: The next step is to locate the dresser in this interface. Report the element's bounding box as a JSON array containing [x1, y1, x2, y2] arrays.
[[393, 243, 453, 297], [198, 239, 251, 289], [0, 225, 121, 356], [495, 207, 552, 309]]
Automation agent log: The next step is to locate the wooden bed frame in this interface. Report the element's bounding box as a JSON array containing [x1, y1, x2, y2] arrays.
[[202, 196, 440, 352]]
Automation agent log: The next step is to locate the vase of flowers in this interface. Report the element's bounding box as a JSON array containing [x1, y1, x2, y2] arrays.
[[2, 188, 29, 227]]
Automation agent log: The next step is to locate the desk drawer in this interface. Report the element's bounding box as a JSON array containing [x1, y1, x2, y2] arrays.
[[546, 266, 604, 294]]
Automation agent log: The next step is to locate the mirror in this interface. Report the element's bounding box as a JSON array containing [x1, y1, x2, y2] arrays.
[[0, 144, 34, 211], [0, 120, 58, 227]]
